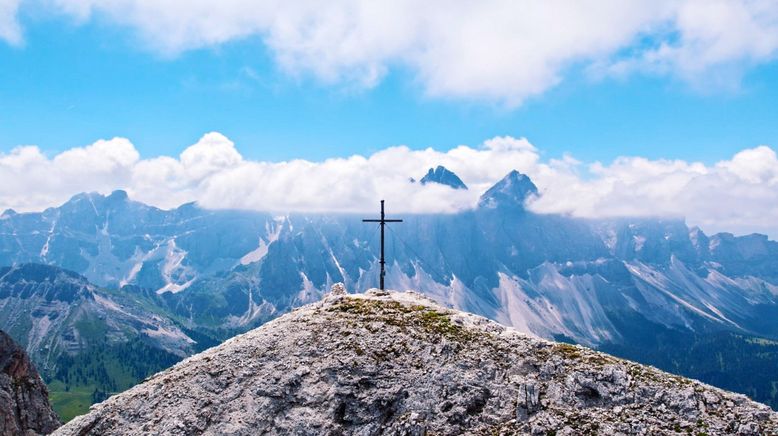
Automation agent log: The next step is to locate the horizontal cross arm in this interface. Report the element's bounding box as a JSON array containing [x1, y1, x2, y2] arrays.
[[362, 219, 381, 222], [384, 219, 403, 222]]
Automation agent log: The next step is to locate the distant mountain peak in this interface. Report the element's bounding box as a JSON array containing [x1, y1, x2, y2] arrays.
[[0, 264, 94, 303], [419, 165, 468, 190], [107, 189, 129, 202], [64, 190, 129, 205], [59, 191, 107, 215], [65, 191, 96, 203], [478, 170, 539, 209]]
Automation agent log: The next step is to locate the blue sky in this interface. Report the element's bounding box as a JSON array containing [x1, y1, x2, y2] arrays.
[[1, 1, 778, 237], [1, 6, 777, 164]]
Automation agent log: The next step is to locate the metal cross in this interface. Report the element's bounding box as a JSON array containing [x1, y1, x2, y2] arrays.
[[362, 200, 403, 290]]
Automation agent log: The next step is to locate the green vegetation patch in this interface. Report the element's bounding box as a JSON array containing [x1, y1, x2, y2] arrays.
[[551, 343, 619, 368], [74, 316, 109, 342], [47, 380, 96, 422], [46, 337, 182, 422], [554, 343, 583, 360], [415, 309, 475, 341], [329, 298, 476, 342]]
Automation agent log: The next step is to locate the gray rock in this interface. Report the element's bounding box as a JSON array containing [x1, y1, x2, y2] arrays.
[[55, 291, 778, 436], [516, 382, 540, 421], [0, 330, 60, 435], [329, 282, 348, 296]]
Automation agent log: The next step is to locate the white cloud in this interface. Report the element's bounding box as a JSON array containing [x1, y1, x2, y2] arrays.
[[530, 147, 778, 237], [1, 133, 778, 238], [0, 133, 532, 214], [0, 0, 22, 45], [179, 132, 243, 180], [599, 0, 778, 87], [717, 146, 778, 184], [0, 0, 772, 104]]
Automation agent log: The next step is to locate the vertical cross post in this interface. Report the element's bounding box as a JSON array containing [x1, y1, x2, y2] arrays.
[[362, 200, 403, 290]]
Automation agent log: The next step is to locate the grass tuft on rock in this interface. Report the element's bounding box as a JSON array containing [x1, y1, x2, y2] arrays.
[[328, 297, 476, 342]]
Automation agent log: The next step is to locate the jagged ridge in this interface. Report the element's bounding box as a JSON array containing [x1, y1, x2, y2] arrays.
[[419, 165, 468, 189]]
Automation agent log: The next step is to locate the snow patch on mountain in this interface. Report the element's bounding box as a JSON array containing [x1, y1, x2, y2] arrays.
[[240, 217, 284, 265], [295, 272, 323, 306], [141, 325, 196, 349], [225, 288, 277, 328], [156, 239, 196, 294], [39, 217, 57, 258]]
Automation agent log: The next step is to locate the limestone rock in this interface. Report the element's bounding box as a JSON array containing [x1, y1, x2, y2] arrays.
[[55, 291, 778, 435], [329, 282, 347, 296]]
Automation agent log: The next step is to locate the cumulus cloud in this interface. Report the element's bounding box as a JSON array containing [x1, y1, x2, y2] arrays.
[[1, 132, 778, 238], [529, 146, 778, 237], [2, 0, 775, 104], [0, 133, 530, 214]]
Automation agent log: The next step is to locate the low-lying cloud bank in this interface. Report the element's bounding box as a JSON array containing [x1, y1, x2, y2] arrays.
[[4, 1, 778, 104], [1, 133, 777, 238]]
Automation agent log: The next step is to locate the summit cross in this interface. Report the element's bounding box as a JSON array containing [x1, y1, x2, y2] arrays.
[[362, 200, 403, 291]]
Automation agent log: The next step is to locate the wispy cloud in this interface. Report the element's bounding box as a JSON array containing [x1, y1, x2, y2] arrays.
[[1, 133, 777, 238], [0, 0, 21, 46], [3, 1, 776, 104]]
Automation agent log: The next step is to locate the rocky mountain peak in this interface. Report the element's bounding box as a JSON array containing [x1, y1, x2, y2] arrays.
[[106, 189, 129, 203], [56, 287, 778, 435], [0, 330, 60, 435], [478, 170, 539, 209], [419, 165, 468, 190], [62, 191, 100, 206], [58, 190, 153, 220]]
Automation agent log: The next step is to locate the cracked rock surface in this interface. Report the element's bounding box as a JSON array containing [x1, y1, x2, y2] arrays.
[[0, 330, 60, 436], [55, 290, 778, 435]]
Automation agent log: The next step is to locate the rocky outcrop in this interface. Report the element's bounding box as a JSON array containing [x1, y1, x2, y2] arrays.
[[56, 289, 778, 435], [0, 331, 60, 435], [419, 165, 468, 189]]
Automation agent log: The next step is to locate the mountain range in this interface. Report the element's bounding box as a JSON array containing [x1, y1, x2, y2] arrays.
[[2, 166, 778, 416]]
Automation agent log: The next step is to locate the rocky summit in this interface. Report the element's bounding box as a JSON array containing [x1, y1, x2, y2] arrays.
[[0, 330, 60, 436], [55, 288, 778, 436], [419, 165, 468, 190]]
